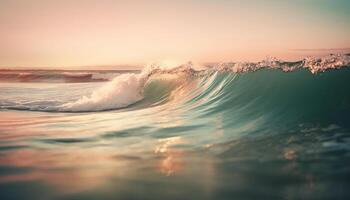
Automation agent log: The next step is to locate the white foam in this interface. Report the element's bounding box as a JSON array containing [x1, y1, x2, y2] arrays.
[[215, 54, 350, 74], [59, 73, 144, 112]]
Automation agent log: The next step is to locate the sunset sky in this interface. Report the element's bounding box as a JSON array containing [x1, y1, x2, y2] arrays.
[[0, 0, 349, 69]]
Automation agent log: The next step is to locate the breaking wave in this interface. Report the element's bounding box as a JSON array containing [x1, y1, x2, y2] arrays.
[[0, 53, 350, 115]]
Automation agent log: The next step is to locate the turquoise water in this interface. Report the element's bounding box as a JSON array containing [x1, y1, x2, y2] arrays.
[[0, 58, 350, 199]]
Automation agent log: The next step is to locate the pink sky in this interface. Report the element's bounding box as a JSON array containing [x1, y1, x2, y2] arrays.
[[0, 0, 349, 69]]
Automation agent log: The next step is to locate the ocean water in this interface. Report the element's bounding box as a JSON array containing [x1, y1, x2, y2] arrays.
[[0, 54, 350, 200]]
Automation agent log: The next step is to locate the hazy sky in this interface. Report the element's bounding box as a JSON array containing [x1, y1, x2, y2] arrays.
[[0, 0, 349, 69]]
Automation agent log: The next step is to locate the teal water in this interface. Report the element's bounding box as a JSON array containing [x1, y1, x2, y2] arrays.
[[0, 59, 350, 199]]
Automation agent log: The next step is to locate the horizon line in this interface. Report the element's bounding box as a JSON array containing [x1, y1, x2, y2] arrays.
[[1, 51, 350, 70]]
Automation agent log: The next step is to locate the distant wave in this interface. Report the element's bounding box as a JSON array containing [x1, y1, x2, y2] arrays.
[[0, 71, 121, 83]]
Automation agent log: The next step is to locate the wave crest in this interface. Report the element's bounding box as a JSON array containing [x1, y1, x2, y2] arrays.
[[214, 53, 350, 74]]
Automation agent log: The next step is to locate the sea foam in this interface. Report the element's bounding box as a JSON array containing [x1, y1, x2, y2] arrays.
[[59, 73, 144, 112]]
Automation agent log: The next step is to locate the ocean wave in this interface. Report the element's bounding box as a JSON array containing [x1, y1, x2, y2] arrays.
[[0, 71, 114, 83], [0, 53, 349, 113], [58, 53, 350, 112]]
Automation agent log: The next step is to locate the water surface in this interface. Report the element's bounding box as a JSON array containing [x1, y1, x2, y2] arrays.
[[1, 56, 350, 199]]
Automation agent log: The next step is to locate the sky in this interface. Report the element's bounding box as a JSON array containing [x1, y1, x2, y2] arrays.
[[0, 0, 349, 69]]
